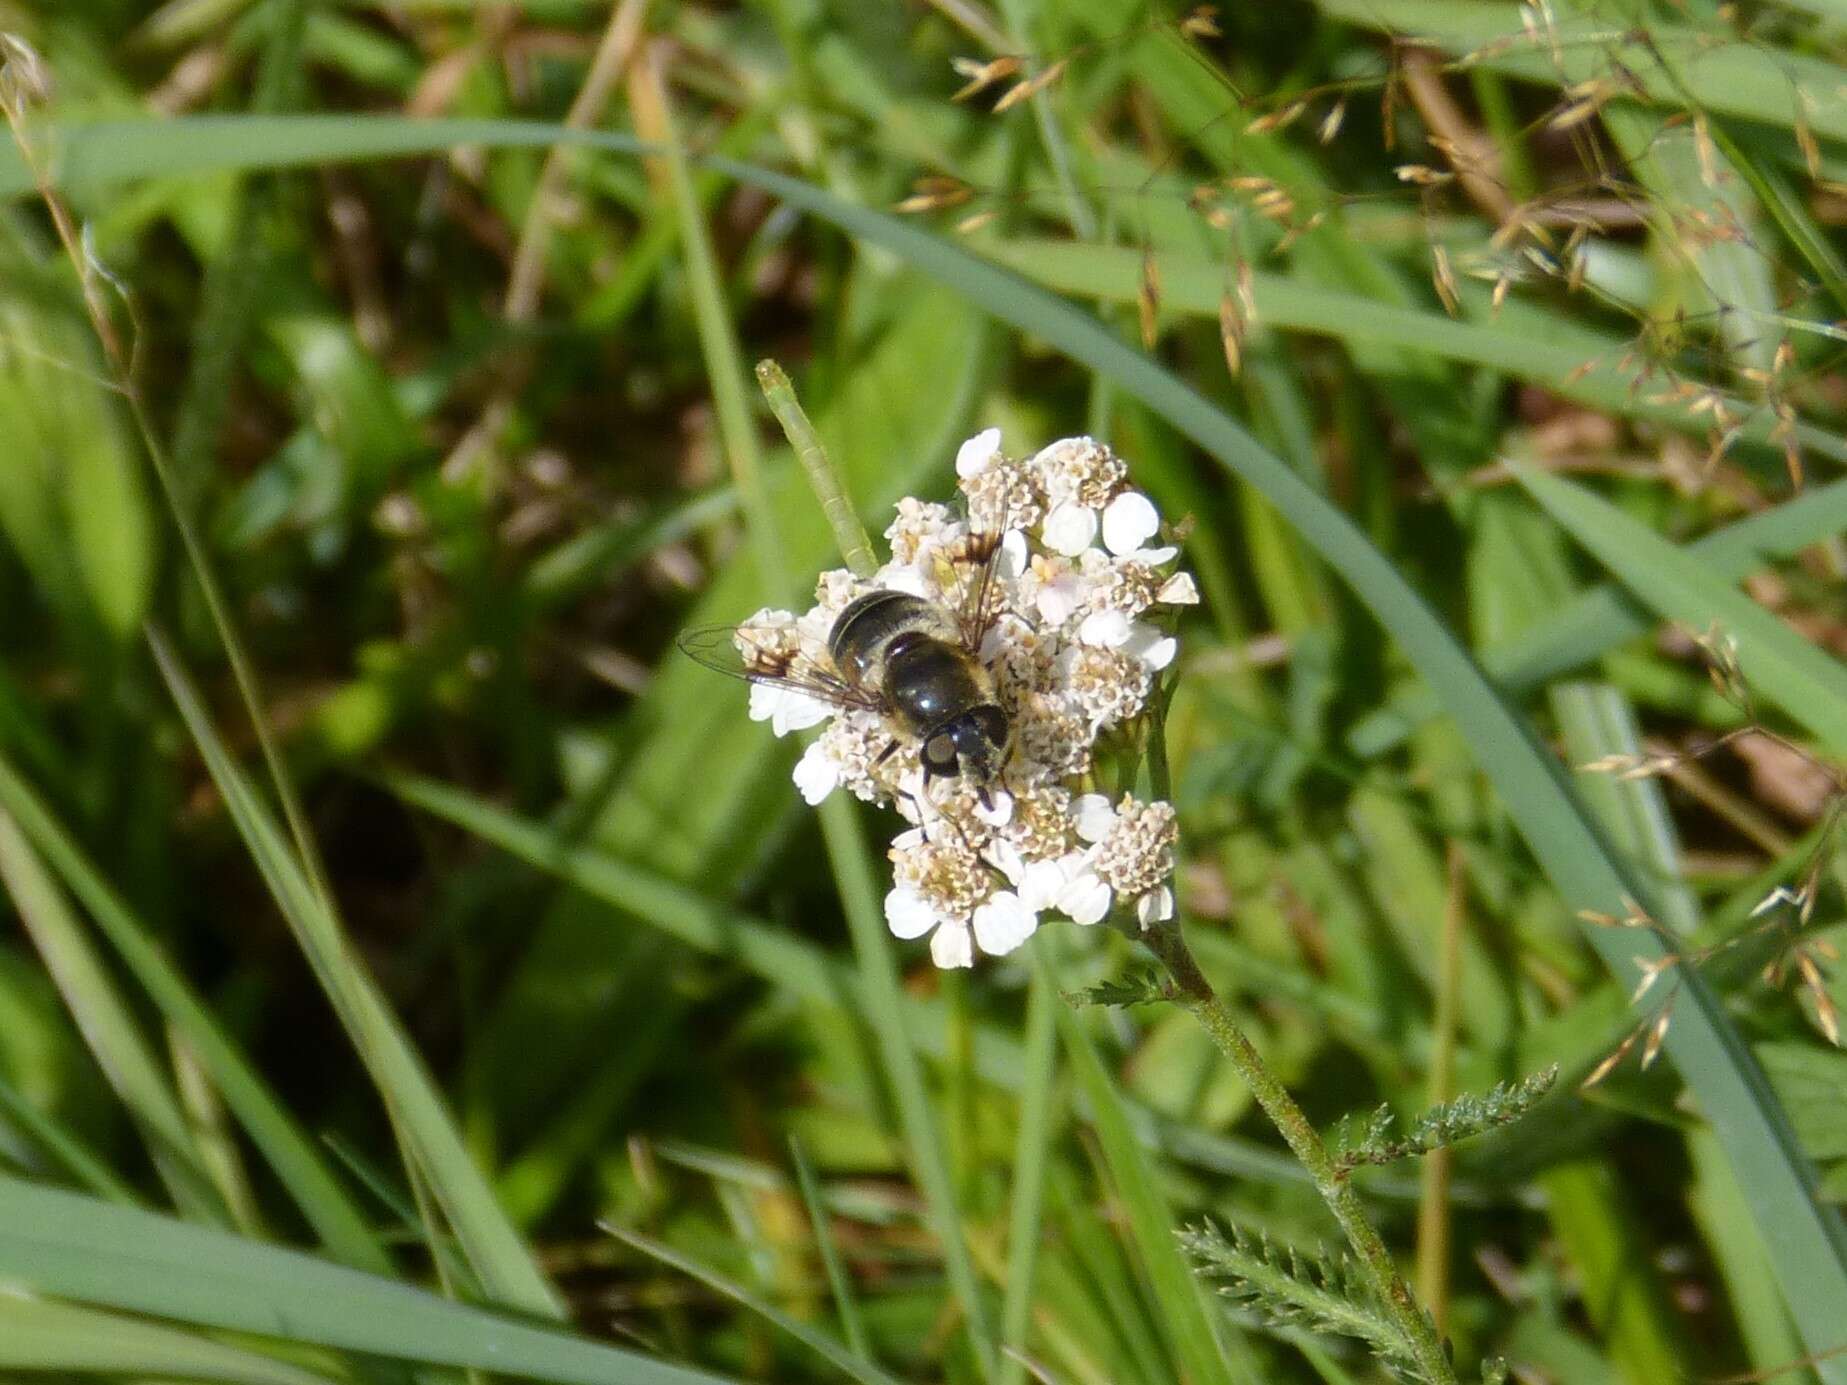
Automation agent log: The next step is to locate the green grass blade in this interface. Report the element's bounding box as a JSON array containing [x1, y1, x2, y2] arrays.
[[147, 632, 561, 1316], [58, 113, 1835, 1366], [606, 1225, 906, 1385], [0, 1173, 735, 1385], [0, 805, 226, 1223], [998, 962, 1060, 1385], [1348, 478, 1847, 755], [818, 793, 999, 1375], [0, 1071, 142, 1204], [0, 752, 390, 1271], [1312, 0, 1847, 142], [1518, 467, 1847, 756], [790, 1134, 874, 1364], [1046, 948, 1248, 1385], [0, 1296, 338, 1385], [977, 238, 1845, 463]]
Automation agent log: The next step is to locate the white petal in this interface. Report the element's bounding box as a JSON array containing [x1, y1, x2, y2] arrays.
[[1130, 545, 1178, 565], [997, 528, 1029, 578], [1058, 873, 1112, 925], [792, 741, 839, 805], [973, 891, 1038, 956], [749, 683, 830, 736], [777, 692, 832, 736], [1042, 501, 1099, 557], [873, 562, 930, 598], [1036, 576, 1081, 627], [955, 427, 1003, 478], [747, 681, 779, 724], [985, 837, 1025, 883], [975, 788, 1015, 828], [1157, 572, 1200, 605], [930, 921, 976, 969], [1122, 621, 1178, 671], [1102, 492, 1160, 556], [1073, 794, 1116, 843], [885, 886, 941, 940], [1135, 886, 1175, 927], [1018, 857, 1072, 912], [1078, 609, 1133, 648]]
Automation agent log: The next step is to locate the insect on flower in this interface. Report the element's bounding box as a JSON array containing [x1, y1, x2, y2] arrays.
[[679, 431, 1200, 967]]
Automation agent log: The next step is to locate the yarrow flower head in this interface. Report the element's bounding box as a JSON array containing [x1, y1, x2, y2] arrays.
[[736, 431, 1197, 967]]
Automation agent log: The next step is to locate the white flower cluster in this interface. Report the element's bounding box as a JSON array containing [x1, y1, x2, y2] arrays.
[[741, 431, 1197, 968]]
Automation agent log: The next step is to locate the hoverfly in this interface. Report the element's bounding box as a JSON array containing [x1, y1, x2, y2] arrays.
[[677, 512, 1018, 806]]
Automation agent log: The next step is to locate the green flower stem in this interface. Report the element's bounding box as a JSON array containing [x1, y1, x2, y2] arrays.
[[755, 359, 877, 580], [1142, 920, 1459, 1385]]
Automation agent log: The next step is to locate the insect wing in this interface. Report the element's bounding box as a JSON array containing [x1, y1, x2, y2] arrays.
[[676, 622, 887, 715], [953, 490, 1018, 653]]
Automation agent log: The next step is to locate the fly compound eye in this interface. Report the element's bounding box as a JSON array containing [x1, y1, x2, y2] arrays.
[[924, 733, 957, 772]]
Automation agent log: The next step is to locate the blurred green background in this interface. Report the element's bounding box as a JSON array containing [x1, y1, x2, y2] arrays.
[[0, 1, 1844, 1382]]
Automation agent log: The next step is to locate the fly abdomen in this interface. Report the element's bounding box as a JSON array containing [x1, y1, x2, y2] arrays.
[[883, 634, 987, 732], [829, 590, 942, 686]]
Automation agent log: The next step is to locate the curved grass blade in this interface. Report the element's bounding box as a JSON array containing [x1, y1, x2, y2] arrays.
[[1045, 947, 1250, 1385], [1312, 0, 1847, 143], [980, 239, 1846, 463], [148, 631, 561, 1316], [0, 752, 390, 1271], [0, 806, 226, 1223], [1348, 478, 1847, 755], [1517, 467, 1847, 756], [0, 1297, 337, 1385], [605, 1225, 906, 1385], [21, 113, 1845, 1373], [0, 1173, 735, 1385]]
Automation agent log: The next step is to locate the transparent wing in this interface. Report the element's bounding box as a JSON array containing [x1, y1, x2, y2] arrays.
[[676, 622, 889, 714], [952, 490, 1016, 654]]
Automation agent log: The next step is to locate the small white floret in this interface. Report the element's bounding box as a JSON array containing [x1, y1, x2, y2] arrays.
[[1057, 871, 1112, 925], [1102, 492, 1160, 556], [1034, 566, 1083, 626], [1078, 609, 1133, 648], [1018, 856, 1074, 911], [931, 921, 976, 968], [955, 427, 1003, 478], [974, 789, 1015, 827], [792, 741, 839, 805], [1123, 621, 1178, 670], [885, 884, 942, 940], [973, 890, 1038, 955], [750, 683, 832, 736], [872, 561, 931, 598], [997, 528, 1029, 577], [1135, 886, 1175, 926], [1043, 500, 1099, 556], [1073, 793, 1116, 843], [1157, 572, 1200, 605]]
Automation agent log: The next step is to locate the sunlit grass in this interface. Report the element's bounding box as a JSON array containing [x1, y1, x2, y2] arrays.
[[0, 3, 1843, 1384]]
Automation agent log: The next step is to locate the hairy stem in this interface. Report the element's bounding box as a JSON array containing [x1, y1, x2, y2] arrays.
[[756, 358, 877, 579], [1143, 921, 1459, 1385]]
